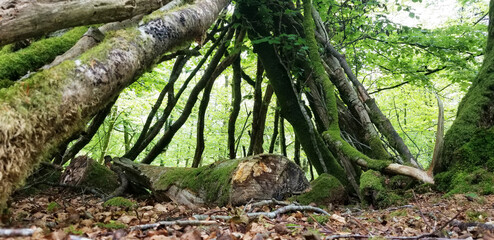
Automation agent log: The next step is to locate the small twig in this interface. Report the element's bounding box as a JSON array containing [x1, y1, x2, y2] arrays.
[[434, 212, 461, 233], [412, 190, 431, 229], [0, 228, 35, 237], [193, 215, 232, 220], [308, 214, 332, 233], [68, 236, 92, 240], [195, 204, 330, 220], [130, 220, 217, 231], [343, 204, 414, 216], [387, 205, 414, 212], [248, 199, 291, 211]]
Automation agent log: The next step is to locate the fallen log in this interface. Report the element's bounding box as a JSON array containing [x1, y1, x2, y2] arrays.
[[60, 155, 119, 194], [113, 154, 310, 208]]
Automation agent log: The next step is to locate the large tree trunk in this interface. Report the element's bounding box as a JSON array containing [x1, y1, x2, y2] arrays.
[[0, 0, 229, 209], [0, 0, 171, 46], [434, 0, 494, 175], [113, 154, 310, 208]]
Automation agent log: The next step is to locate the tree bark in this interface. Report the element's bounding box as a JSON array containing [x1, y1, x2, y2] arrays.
[[248, 60, 266, 155], [314, 30, 418, 167], [0, 0, 230, 209], [113, 154, 310, 208], [269, 104, 280, 153], [279, 117, 287, 157], [247, 61, 274, 156], [294, 137, 301, 166], [0, 0, 172, 46], [228, 56, 242, 159], [435, 0, 494, 174]]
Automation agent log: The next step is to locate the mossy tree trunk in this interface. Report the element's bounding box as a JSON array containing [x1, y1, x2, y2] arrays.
[[434, 0, 494, 179]]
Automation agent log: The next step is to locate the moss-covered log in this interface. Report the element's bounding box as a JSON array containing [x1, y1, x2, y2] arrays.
[[113, 154, 310, 208], [60, 155, 119, 194], [0, 0, 172, 46], [0, 27, 88, 82], [0, 0, 229, 209]]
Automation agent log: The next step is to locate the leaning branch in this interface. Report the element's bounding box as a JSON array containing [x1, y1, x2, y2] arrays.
[[323, 132, 434, 184]]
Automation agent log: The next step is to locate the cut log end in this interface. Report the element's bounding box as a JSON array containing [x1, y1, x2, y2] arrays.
[[230, 154, 310, 206]]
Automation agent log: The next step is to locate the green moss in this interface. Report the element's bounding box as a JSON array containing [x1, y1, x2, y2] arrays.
[[46, 201, 60, 212], [360, 170, 401, 208], [84, 162, 119, 194], [366, 159, 392, 171], [65, 225, 84, 235], [456, 127, 494, 170], [103, 197, 136, 208], [445, 168, 494, 195], [433, 171, 454, 192], [294, 173, 347, 205], [388, 175, 417, 190], [466, 210, 488, 222], [0, 44, 13, 55], [367, 137, 391, 160], [307, 214, 330, 224], [381, 192, 403, 208], [302, 0, 338, 127], [0, 26, 88, 80], [360, 170, 384, 193], [155, 158, 241, 206], [438, 37, 494, 173], [389, 209, 408, 217], [96, 220, 126, 229], [325, 130, 391, 171], [0, 79, 13, 89]]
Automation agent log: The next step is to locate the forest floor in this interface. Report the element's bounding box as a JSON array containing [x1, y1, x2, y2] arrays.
[[1, 188, 494, 240]]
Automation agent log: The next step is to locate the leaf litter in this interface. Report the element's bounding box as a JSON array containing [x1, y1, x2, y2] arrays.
[[2, 188, 494, 239]]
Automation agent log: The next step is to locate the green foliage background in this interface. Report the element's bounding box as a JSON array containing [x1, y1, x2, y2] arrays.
[[77, 0, 488, 172]]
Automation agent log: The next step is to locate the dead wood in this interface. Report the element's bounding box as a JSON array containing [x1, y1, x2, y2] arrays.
[[113, 154, 310, 208], [60, 155, 119, 194]]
